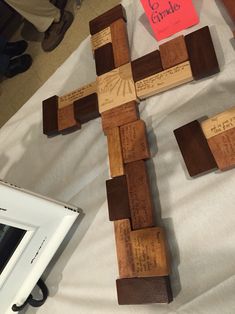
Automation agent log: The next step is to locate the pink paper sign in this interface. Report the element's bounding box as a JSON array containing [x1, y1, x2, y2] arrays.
[[140, 0, 199, 41]]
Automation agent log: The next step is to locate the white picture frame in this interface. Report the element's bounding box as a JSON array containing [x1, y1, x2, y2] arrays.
[[0, 180, 79, 314]]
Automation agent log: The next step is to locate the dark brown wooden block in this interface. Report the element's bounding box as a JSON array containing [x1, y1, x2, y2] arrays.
[[106, 175, 131, 221], [131, 50, 163, 82], [116, 276, 173, 304], [74, 93, 100, 124], [174, 120, 218, 177], [185, 26, 220, 80], [58, 104, 81, 134], [42, 95, 59, 137], [222, 0, 235, 23], [89, 4, 127, 35], [94, 43, 115, 76], [125, 160, 154, 230]]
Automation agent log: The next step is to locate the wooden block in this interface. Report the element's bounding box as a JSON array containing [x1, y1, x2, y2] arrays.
[[58, 82, 97, 109], [125, 160, 154, 230], [42, 95, 59, 137], [159, 35, 189, 70], [174, 120, 218, 177], [222, 0, 235, 23], [114, 219, 134, 278], [74, 93, 100, 124], [58, 104, 81, 133], [94, 43, 115, 76], [131, 50, 163, 82], [97, 63, 137, 113], [185, 26, 220, 80], [135, 61, 193, 100], [207, 128, 235, 171], [101, 101, 139, 132], [201, 106, 235, 139], [106, 127, 124, 177], [91, 26, 112, 51], [89, 4, 127, 35], [116, 276, 173, 304], [110, 19, 130, 67], [120, 120, 150, 163], [106, 176, 131, 221]]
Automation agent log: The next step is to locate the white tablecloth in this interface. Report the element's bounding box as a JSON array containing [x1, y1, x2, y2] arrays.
[[0, 1, 235, 313]]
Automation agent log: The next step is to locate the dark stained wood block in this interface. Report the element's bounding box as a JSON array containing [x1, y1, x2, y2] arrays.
[[74, 93, 100, 124], [106, 175, 131, 221], [125, 160, 154, 230], [42, 95, 59, 137], [131, 50, 163, 82], [174, 120, 218, 177], [159, 35, 189, 70], [58, 104, 81, 134], [222, 0, 235, 23], [94, 43, 115, 76], [116, 276, 173, 304], [89, 4, 127, 35], [185, 26, 220, 80]]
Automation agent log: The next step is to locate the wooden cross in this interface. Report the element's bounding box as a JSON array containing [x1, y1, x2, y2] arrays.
[[42, 4, 220, 305]]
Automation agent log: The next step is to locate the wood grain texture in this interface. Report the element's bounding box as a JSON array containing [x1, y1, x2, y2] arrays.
[[222, 0, 235, 23], [110, 18, 130, 67], [159, 35, 189, 70], [58, 82, 97, 109], [207, 128, 235, 171], [74, 93, 100, 124], [174, 120, 218, 177], [114, 219, 134, 278], [125, 160, 154, 230], [58, 104, 81, 133], [91, 27, 112, 51], [89, 4, 127, 35], [116, 276, 173, 304], [135, 61, 193, 100], [106, 176, 131, 221], [201, 106, 235, 139], [42, 95, 59, 136], [101, 101, 139, 132], [131, 50, 163, 82], [106, 127, 124, 177], [120, 120, 150, 163], [185, 26, 220, 80], [94, 43, 115, 76], [97, 63, 137, 113]]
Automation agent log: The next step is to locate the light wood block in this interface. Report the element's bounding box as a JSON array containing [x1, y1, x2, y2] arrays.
[[101, 101, 139, 132], [91, 26, 112, 51], [58, 82, 97, 109], [159, 35, 189, 70], [58, 104, 81, 133], [110, 18, 130, 67], [201, 106, 235, 139], [97, 63, 137, 113], [106, 127, 124, 177], [120, 120, 150, 163], [135, 61, 193, 100], [125, 160, 154, 230]]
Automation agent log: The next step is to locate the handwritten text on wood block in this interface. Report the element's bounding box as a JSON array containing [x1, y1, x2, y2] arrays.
[[91, 27, 112, 51]]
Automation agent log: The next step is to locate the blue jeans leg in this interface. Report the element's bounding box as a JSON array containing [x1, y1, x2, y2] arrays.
[[0, 36, 7, 53], [0, 53, 10, 76]]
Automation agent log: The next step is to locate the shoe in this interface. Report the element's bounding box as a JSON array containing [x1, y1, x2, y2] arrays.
[[41, 11, 73, 52], [3, 40, 28, 58], [5, 54, 32, 78]]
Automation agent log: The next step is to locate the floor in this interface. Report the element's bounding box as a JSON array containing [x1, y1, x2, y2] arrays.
[[0, 0, 119, 127]]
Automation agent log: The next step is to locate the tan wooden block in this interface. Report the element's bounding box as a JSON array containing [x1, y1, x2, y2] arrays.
[[135, 61, 193, 100], [91, 26, 112, 51], [97, 63, 137, 113], [130, 227, 170, 277], [201, 106, 235, 139], [110, 19, 130, 67], [114, 219, 135, 278], [207, 128, 235, 171], [125, 160, 154, 230], [106, 127, 124, 177], [58, 104, 81, 132], [101, 101, 139, 132], [120, 120, 150, 163], [159, 35, 189, 70], [58, 82, 97, 108]]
